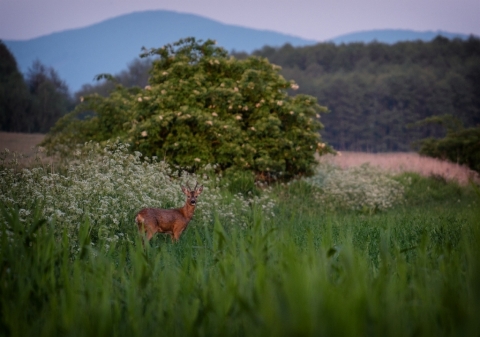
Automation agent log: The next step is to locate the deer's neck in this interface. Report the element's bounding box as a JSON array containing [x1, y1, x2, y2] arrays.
[[180, 203, 196, 220]]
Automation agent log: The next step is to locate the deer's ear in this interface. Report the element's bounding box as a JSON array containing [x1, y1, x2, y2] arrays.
[[181, 186, 189, 195], [195, 185, 204, 196]]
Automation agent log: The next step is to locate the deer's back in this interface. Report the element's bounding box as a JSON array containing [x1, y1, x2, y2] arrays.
[[136, 207, 188, 233]]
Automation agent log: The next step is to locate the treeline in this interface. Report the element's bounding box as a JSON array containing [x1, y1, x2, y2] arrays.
[[3, 36, 479, 155], [243, 36, 480, 151], [0, 41, 73, 133], [75, 37, 480, 152], [75, 58, 152, 100]]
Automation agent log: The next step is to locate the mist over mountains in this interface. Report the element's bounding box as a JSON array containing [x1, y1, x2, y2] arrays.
[[3, 10, 472, 92]]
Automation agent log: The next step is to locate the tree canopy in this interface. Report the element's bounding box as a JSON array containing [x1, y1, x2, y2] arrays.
[[42, 38, 330, 179]]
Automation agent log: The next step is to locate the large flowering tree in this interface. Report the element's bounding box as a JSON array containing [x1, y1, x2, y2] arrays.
[[43, 38, 330, 179]]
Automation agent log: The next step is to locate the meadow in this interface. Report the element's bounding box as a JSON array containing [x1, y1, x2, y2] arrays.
[[1, 139, 479, 337]]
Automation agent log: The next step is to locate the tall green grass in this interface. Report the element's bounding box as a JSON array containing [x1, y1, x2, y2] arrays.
[[1, 146, 479, 336], [1, 175, 479, 337]]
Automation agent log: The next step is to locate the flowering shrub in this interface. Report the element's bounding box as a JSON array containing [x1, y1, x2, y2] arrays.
[[41, 37, 331, 179], [0, 142, 275, 252], [304, 163, 405, 212]]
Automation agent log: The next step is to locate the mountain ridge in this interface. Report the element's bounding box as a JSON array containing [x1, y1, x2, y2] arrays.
[[3, 10, 474, 93], [4, 10, 316, 92]]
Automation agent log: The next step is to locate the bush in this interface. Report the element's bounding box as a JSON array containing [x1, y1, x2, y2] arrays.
[[412, 115, 480, 173], [41, 38, 331, 180], [394, 172, 467, 206], [304, 163, 405, 213]]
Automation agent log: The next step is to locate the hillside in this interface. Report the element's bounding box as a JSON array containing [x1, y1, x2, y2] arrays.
[[3, 10, 315, 92]]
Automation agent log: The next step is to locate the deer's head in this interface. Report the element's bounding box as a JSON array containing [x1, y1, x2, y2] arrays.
[[181, 182, 204, 206]]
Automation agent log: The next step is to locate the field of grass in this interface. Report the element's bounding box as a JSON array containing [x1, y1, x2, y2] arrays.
[[0, 132, 44, 157], [1, 140, 479, 336]]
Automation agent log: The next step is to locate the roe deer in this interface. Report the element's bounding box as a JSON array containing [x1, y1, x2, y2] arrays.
[[135, 182, 203, 242]]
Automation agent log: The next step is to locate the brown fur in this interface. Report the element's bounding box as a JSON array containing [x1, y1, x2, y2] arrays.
[[135, 184, 203, 242]]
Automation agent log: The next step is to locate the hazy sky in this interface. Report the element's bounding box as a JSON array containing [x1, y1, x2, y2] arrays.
[[1, 0, 479, 41]]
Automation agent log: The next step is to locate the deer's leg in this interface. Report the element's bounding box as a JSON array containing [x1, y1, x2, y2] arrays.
[[172, 228, 184, 242], [137, 221, 154, 244], [137, 221, 146, 241]]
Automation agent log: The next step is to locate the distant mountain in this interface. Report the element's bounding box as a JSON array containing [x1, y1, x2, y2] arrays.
[[329, 29, 472, 44], [3, 10, 315, 93], [4, 12, 474, 94]]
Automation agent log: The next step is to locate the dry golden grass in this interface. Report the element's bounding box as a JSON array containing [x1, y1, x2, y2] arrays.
[[319, 152, 479, 185], [0, 132, 49, 167], [0, 132, 45, 157]]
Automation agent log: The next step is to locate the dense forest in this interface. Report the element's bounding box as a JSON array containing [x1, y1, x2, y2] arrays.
[[246, 36, 480, 151], [0, 41, 73, 133]]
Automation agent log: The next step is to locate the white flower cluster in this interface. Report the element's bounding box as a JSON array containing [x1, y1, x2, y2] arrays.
[[304, 163, 404, 212], [0, 143, 276, 251]]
